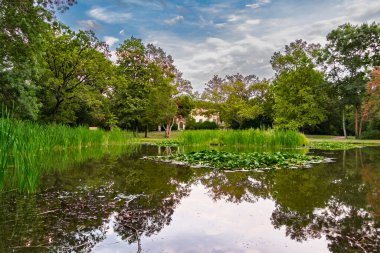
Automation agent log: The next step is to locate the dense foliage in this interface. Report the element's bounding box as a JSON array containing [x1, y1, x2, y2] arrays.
[[0, 0, 379, 138], [198, 23, 380, 137], [0, 1, 193, 137]]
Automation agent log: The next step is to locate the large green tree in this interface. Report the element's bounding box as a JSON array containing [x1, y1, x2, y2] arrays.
[[115, 37, 191, 137], [0, 0, 51, 119], [0, 0, 76, 119], [271, 40, 329, 130], [39, 25, 113, 124], [202, 74, 273, 129], [115, 38, 173, 132], [324, 22, 380, 137]]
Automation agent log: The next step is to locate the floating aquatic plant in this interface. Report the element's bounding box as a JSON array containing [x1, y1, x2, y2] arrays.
[[147, 150, 322, 171]]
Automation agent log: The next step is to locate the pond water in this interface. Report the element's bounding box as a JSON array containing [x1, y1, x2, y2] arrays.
[[1, 145, 380, 252]]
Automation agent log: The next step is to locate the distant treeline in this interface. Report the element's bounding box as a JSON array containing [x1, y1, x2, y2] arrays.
[[1, 1, 379, 138]]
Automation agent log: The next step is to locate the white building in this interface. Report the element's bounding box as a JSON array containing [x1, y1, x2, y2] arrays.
[[175, 108, 222, 130]]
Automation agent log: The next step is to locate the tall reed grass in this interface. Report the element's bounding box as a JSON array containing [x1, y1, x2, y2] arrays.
[[181, 129, 308, 147], [0, 113, 134, 193]]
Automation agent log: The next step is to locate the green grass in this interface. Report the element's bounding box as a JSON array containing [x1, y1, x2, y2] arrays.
[[307, 136, 380, 150], [309, 142, 364, 150], [0, 115, 133, 193], [181, 129, 308, 147], [134, 131, 183, 143], [148, 150, 321, 170]]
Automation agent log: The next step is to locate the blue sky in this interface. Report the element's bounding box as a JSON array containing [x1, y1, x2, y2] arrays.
[[57, 0, 380, 90]]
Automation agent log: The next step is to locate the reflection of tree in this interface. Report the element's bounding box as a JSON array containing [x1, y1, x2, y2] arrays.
[[0, 146, 197, 252], [3, 145, 380, 253], [199, 148, 380, 252], [0, 186, 116, 253], [114, 184, 189, 250], [111, 158, 194, 251], [271, 200, 380, 252], [362, 164, 380, 219], [269, 149, 380, 253], [200, 171, 272, 203]]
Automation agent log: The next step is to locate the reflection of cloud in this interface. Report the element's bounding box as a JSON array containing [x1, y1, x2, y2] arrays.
[[88, 7, 132, 24], [78, 20, 100, 30], [164, 15, 184, 25]]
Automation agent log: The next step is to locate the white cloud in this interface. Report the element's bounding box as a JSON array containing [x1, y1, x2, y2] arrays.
[[130, 0, 380, 92], [246, 0, 271, 9], [104, 36, 119, 47], [146, 31, 274, 91], [227, 15, 240, 22], [164, 15, 184, 25], [246, 4, 260, 9], [88, 7, 132, 24], [110, 50, 118, 62], [77, 20, 100, 30]]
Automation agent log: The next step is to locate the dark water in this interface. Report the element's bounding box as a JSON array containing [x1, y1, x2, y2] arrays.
[[1, 145, 380, 253]]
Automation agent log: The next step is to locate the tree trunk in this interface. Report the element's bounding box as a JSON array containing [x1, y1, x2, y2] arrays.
[[342, 109, 347, 138], [359, 114, 364, 138], [144, 125, 148, 138], [165, 116, 174, 138], [355, 107, 359, 139], [165, 124, 171, 138], [52, 97, 63, 120]]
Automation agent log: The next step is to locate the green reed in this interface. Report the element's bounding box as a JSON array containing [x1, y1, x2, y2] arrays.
[[0, 115, 134, 193], [181, 129, 308, 147]]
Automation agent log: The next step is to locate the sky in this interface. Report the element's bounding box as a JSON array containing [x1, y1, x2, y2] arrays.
[[57, 0, 380, 91]]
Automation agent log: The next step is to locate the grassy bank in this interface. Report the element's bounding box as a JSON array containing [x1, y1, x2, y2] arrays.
[[181, 129, 308, 147], [307, 135, 380, 150], [0, 115, 133, 193], [136, 131, 380, 150]]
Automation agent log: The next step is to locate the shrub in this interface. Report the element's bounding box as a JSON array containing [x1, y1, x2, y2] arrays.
[[360, 130, 380, 140]]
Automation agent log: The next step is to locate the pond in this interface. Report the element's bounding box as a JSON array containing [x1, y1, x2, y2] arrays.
[[1, 145, 380, 252]]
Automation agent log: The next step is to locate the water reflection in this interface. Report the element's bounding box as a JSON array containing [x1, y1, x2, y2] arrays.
[[0, 146, 380, 252]]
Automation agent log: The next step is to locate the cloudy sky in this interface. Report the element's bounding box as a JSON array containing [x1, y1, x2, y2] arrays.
[[57, 0, 380, 90]]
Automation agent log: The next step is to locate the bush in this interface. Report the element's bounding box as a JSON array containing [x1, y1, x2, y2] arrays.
[[360, 130, 380, 139], [187, 118, 219, 130]]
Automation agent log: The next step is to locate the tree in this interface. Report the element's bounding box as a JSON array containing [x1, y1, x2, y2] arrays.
[[0, 0, 77, 119], [202, 75, 227, 105], [271, 40, 329, 130], [39, 25, 112, 124], [221, 74, 263, 128], [359, 67, 380, 135], [242, 79, 274, 128], [324, 22, 380, 137], [176, 95, 194, 119], [201, 74, 270, 129], [0, 0, 52, 119], [115, 38, 190, 137]]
